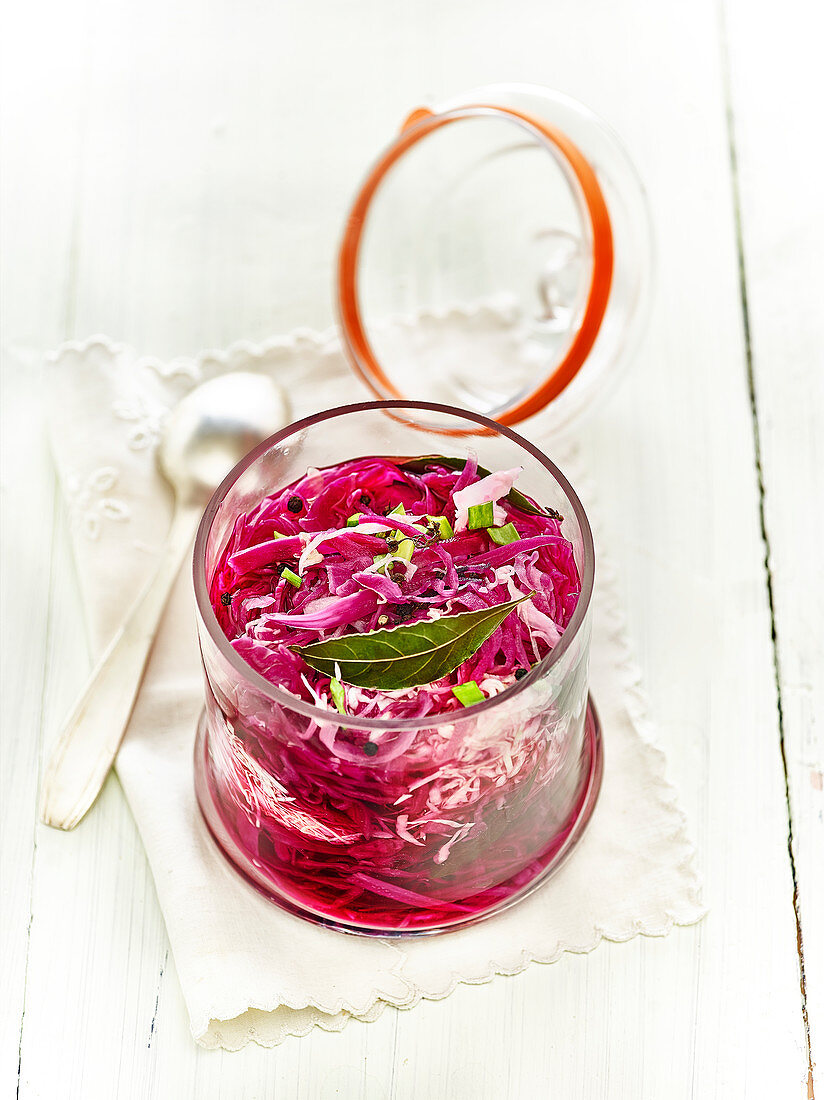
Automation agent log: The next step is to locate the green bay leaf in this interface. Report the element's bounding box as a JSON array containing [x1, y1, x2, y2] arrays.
[[293, 595, 530, 690]]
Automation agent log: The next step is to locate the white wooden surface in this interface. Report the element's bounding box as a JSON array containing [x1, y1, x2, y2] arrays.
[[723, 0, 824, 1073], [1, 0, 820, 1096]]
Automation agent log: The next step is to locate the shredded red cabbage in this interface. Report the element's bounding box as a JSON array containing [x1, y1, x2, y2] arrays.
[[202, 455, 588, 930], [211, 456, 580, 718]]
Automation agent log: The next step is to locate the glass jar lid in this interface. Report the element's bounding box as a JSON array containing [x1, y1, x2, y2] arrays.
[[337, 84, 653, 432]]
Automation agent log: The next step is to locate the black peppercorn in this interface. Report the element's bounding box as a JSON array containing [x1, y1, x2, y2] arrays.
[[514, 667, 528, 680], [287, 496, 303, 513], [363, 741, 379, 757], [220, 592, 232, 606], [359, 494, 370, 506]]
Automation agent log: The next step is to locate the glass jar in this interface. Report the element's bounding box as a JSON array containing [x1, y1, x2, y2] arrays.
[[193, 401, 601, 934], [337, 83, 653, 435]]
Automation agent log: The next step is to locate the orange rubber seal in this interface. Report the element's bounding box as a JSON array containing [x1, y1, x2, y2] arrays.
[[337, 103, 614, 426]]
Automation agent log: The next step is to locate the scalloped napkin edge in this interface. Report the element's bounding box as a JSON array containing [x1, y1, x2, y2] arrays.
[[45, 318, 705, 1051]]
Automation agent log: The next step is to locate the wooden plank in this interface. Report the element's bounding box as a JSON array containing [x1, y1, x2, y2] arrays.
[[0, 365, 56, 1092], [5, 0, 811, 1096], [723, 0, 824, 1089], [1, 6, 182, 1099], [0, 2, 92, 1085]]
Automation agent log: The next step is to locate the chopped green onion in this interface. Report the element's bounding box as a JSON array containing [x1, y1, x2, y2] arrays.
[[467, 501, 495, 529], [396, 537, 415, 561], [373, 546, 413, 574], [281, 567, 302, 588], [329, 677, 346, 714], [372, 553, 399, 574], [427, 514, 454, 539], [346, 512, 363, 527], [451, 680, 485, 707], [380, 502, 417, 561], [488, 522, 520, 546]]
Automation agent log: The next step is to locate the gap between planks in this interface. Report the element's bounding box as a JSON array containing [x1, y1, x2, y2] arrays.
[[719, 2, 815, 1093]]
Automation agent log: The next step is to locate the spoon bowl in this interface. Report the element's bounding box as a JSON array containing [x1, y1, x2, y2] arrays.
[[159, 372, 290, 502]]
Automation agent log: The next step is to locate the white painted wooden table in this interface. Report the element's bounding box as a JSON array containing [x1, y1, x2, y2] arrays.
[[2, 1, 821, 1096]]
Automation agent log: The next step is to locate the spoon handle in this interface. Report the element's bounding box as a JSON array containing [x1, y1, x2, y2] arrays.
[[39, 503, 203, 830]]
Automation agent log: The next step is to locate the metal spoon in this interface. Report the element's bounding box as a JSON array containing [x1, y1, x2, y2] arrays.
[[40, 372, 289, 830]]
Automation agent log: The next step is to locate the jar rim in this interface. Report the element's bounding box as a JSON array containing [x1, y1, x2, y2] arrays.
[[192, 399, 595, 732]]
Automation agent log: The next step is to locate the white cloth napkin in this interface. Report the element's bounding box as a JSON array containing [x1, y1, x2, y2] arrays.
[[46, 317, 704, 1050]]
